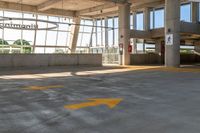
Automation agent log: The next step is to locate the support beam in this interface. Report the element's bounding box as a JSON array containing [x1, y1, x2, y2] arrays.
[[77, 3, 116, 16], [144, 7, 151, 31], [42, 9, 75, 17], [191, 2, 199, 23], [132, 12, 137, 54], [38, 0, 62, 11], [90, 0, 164, 18], [165, 0, 181, 67], [131, 0, 164, 12], [69, 17, 81, 53], [143, 7, 150, 54], [105, 17, 109, 47], [91, 11, 118, 18], [88, 0, 128, 4], [130, 30, 151, 39], [0, 1, 75, 17], [119, 3, 131, 65]]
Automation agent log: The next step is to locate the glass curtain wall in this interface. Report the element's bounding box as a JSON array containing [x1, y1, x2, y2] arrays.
[[0, 10, 72, 54], [90, 17, 118, 54], [0, 3, 194, 54]]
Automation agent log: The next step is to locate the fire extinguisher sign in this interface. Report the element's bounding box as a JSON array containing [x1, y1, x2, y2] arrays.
[[119, 43, 123, 55]]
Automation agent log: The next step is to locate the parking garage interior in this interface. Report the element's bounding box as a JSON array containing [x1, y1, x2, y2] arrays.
[[0, 0, 200, 133]]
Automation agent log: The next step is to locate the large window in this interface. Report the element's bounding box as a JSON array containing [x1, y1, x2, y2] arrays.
[[150, 8, 164, 29], [108, 17, 114, 46], [0, 10, 73, 54], [181, 3, 191, 22], [90, 17, 118, 49], [0, 9, 119, 54], [136, 12, 144, 30], [77, 19, 93, 47]]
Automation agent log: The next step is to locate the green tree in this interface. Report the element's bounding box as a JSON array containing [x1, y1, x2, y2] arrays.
[[0, 39, 9, 45], [14, 39, 32, 53]]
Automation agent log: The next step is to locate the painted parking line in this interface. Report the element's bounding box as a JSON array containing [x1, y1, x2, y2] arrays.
[[24, 85, 64, 91], [64, 98, 123, 110]]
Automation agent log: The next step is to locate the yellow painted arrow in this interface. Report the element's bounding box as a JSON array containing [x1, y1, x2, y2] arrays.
[[24, 85, 64, 91], [64, 98, 123, 110]]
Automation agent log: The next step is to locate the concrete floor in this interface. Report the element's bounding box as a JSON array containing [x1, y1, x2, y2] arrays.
[[0, 65, 200, 133]]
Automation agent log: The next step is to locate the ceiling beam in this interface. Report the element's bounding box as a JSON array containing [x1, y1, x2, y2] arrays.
[[78, 0, 165, 18], [90, 11, 118, 18], [38, 0, 62, 11], [131, 0, 164, 11], [0, 1, 75, 17], [88, 0, 129, 4], [42, 9, 76, 17], [77, 3, 117, 16]]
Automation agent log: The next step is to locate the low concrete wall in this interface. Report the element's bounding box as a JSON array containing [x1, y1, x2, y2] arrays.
[[130, 53, 162, 65], [0, 54, 102, 68], [180, 54, 200, 64], [130, 53, 200, 65]]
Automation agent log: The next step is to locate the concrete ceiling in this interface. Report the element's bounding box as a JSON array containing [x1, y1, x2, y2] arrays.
[[51, 0, 105, 11], [0, 0, 47, 5], [0, 0, 189, 18]]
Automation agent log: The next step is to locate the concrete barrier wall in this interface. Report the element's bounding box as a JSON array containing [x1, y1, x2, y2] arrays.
[[130, 53, 161, 65], [0, 54, 102, 68], [180, 54, 200, 64], [130, 53, 200, 65]]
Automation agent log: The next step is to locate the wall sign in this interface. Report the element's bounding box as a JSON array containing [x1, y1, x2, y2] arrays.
[[0, 17, 59, 30], [165, 34, 173, 45]]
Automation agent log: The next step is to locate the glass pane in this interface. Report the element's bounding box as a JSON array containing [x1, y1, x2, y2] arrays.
[[154, 9, 164, 28], [46, 31, 57, 45], [57, 31, 67, 46], [181, 3, 191, 22], [136, 12, 144, 30]]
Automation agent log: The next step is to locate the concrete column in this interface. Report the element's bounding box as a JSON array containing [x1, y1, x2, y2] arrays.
[[144, 8, 151, 31], [132, 12, 137, 54], [105, 17, 109, 47], [119, 3, 131, 65], [165, 0, 181, 67], [191, 2, 199, 23], [133, 12, 137, 30], [143, 8, 150, 54], [69, 17, 81, 53]]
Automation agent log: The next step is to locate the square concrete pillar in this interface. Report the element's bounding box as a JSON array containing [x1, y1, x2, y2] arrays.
[[165, 0, 181, 67], [144, 8, 151, 31], [191, 2, 199, 23], [119, 3, 131, 65], [132, 12, 137, 54], [69, 17, 81, 53]]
